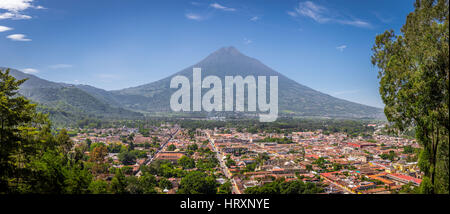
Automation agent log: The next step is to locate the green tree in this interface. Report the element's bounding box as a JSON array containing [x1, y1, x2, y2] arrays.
[[178, 156, 195, 169], [0, 69, 40, 192], [64, 162, 93, 194], [110, 169, 127, 194], [158, 177, 173, 190], [187, 144, 198, 151], [125, 176, 143, 194], [139, 172, 157, 194], [245, 178, 323, 194], [89, 179, 109, 194], [0, 69, 91, 193], [403, 145, 415, 154], [167, 144, 177, 151], [55, 129, 73, 154], [225, 156, 236, 167], [218, 181, 232, 194], [27, 150, 67, 193], [244, 162, 257, 172], [371, 0, 449, 194], [177, 171, 217, 194], [118, 149, 137, 165]]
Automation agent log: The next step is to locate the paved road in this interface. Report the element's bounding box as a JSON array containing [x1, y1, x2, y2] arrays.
[[205, 131, 241, 194], [135, 128, 179, 177]]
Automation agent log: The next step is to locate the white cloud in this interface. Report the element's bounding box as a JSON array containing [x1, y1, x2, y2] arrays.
[[7, 33, 31, 41], [373, 12, 393, 24], [287, 11, 298, 17], [186, 3, 235, 21], [0, 0, 43, 20], [0, 12, 31, 19], [295, 1, 329, 23], [0, 25, 13, 32], [244, 38, 252, 45], [336, 45, 347, 52], [210, 3, 235, 12], [250, 16, 259, 21], [0, 0, 34, 11], [186, 13, 203, 20], [337, 20, 371, 28], [290, 1, 371, 28], [49, 64, 73, 69], [22, 68, 38, 74], [34, 5, 45, 10]]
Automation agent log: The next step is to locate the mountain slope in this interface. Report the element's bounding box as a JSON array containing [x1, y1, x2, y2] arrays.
[[4, 68, 143, 123], [112, 47, 384, 119], [73, 84, 123, 107]]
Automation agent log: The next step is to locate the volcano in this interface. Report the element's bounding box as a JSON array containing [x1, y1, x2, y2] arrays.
[[6, 46, 384, 121], [111, 46, 384, 119]]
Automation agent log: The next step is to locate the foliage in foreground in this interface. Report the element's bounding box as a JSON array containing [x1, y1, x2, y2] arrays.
[[372, 0, 449, 194]]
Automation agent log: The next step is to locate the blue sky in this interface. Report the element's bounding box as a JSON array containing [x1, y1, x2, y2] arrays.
[[0, 0, 415, 108]]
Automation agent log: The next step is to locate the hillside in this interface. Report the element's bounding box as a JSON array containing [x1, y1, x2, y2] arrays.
[[5, 68, 143, 125]]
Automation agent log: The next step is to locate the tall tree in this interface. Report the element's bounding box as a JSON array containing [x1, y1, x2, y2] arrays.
[[0, 69, 93, 193], [110, 169, 127, 194], [56, 129, 73, 154], [371, 0, 449, 193], [89, 144, 108, 175], [0, 69, 42, 192]]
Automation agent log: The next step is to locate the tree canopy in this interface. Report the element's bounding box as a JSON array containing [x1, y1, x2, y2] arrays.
[[0, 69, 92, 193], [177, 171, 217, 194], [371, 0, 449, 193]]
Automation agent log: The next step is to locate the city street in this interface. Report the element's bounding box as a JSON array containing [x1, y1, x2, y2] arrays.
[[205, 131, 241, 194]]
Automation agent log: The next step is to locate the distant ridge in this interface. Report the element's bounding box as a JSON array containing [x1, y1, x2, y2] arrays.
[[3, 67, 143, 125]]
